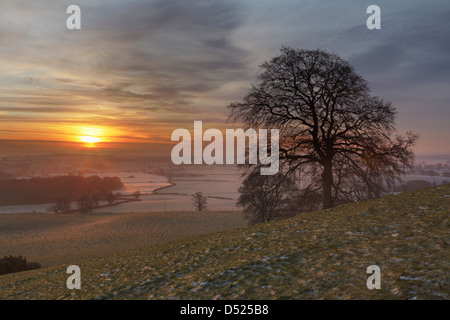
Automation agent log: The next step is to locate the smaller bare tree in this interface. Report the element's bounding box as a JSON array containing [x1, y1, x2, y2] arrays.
[[92, 191, 100, 207], [192, 192, 207, 212], [77, 194, 93, 213], [237, 170, 299, 225], [49, 196, 71, 214], [133, 191, 141, 200], [106, 191, 116, 205]]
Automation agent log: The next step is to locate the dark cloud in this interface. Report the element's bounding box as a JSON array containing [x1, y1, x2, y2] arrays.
[[0, 107, 80, 113], [346, 2, 450, 89], [1, 0, 251, 115], [349, 45, 405, 76]]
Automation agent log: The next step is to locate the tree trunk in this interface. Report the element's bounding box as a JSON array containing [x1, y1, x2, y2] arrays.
[[321, 161, 333, 209]]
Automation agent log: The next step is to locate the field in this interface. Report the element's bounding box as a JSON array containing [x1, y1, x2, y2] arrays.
[[0, 184, 448, 300], [0, 211, 247, 267], [0, 166, 242, 214]]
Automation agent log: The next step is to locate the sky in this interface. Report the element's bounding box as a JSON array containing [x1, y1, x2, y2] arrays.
[[0, 0, 449, 157]]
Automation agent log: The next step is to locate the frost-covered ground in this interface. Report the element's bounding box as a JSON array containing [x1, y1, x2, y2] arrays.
[[1, 184, 448, 300]]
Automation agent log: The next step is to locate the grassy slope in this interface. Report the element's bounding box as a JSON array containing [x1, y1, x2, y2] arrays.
[[0, 185, 449, 300]]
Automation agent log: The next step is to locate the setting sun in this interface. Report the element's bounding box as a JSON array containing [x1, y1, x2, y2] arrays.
[[80, 136, 101, 144], [77, 127, 106, 147]]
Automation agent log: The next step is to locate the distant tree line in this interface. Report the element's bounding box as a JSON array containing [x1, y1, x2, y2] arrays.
[[0, 255, 41, 275], [0, 171, 14, 180], [0, 175, 123, 206], [394, 179, 448, 193]]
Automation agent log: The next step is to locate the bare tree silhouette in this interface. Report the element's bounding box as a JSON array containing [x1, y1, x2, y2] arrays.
[[192, 192, 207, 212], [49, 196, 71, 214], [237, 170, 298, 225], [229, 47, 417, 209]]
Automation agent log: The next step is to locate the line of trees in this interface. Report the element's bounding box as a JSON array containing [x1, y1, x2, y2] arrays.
[[0, 255, 41, 275], [50, 190, 144, 214], [49, 191, 121, 214], [0, 175, 123, 206]]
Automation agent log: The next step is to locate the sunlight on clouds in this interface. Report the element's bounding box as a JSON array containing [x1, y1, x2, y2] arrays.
[[0, 0, 448, 155]]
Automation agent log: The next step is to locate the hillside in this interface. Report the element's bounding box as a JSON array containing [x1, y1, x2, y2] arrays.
[[0, 185, 448, 300]]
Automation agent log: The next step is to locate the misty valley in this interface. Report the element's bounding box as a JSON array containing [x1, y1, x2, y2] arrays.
[[0, 154, 244, 214], [0, 154, 448, 215]]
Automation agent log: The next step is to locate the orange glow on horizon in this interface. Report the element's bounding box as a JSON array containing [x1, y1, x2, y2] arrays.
[[0, 122, 170, 152]]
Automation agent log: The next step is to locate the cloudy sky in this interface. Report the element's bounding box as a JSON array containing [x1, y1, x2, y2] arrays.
[[0, 0, 449, 156]]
